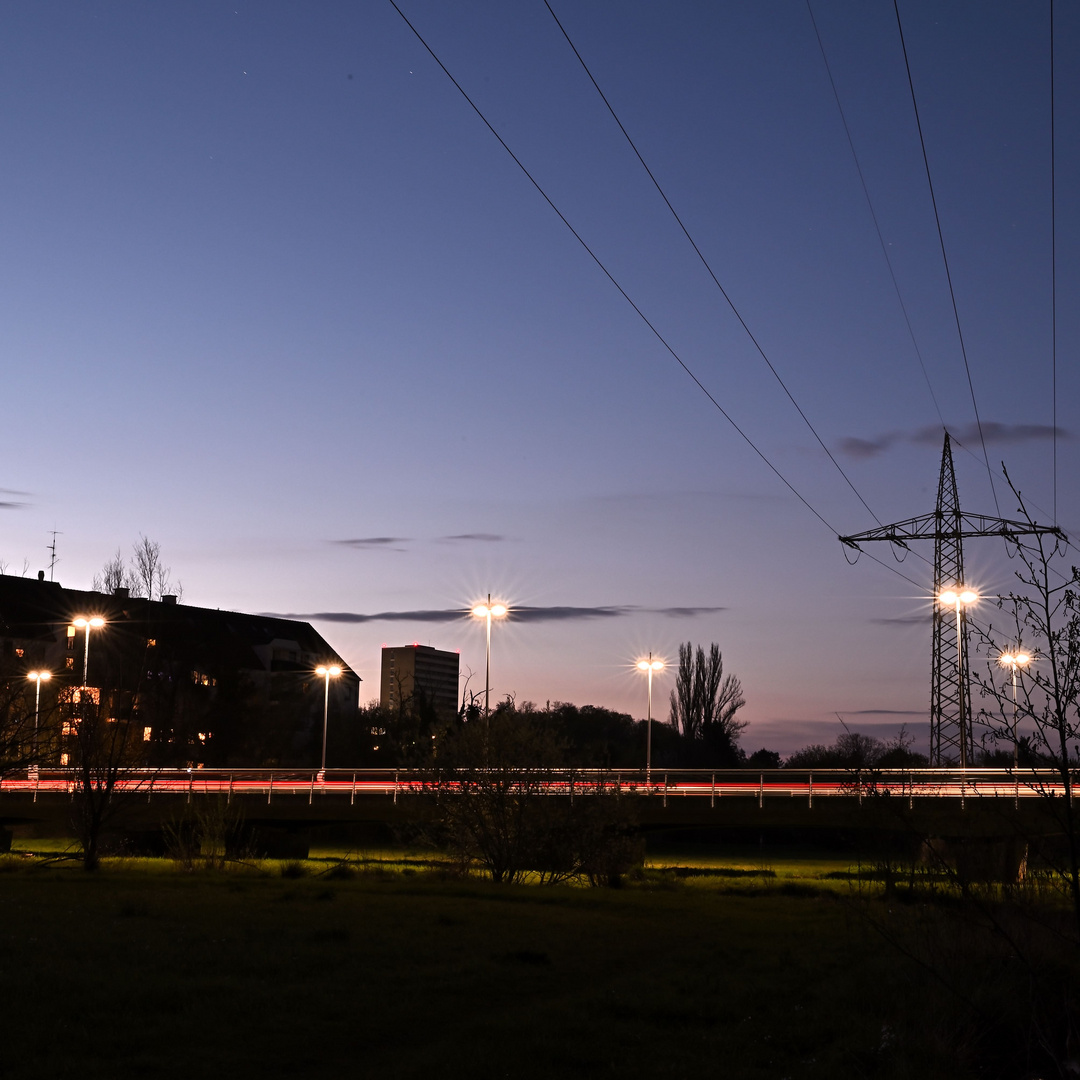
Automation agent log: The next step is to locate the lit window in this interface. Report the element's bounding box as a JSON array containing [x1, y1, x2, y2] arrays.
[[143, 726, 152, 742], [62, 722, 74, 736], [15, 648, 23, 658], [147, 638, 156, 648], [66, 625, 76, 639], [197, 732, 209, 744], [65, 657, 74, 670], [60, 753, 69, 766]]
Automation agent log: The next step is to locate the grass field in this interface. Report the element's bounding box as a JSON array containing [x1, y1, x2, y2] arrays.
[[0, 842, 1036, 1080]]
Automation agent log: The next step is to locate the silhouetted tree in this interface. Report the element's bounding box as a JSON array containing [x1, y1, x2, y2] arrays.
[[131, 535, 181, 601], [668, 642, 746, 765], [746, 748, 782, 769], [968, 470, 1080, 943], [784, 731, 925, 769], [546, 702, 642, 768], [93, 549, 134, 595], [0, 655, 57, 776], [92, 536, 182, 600]]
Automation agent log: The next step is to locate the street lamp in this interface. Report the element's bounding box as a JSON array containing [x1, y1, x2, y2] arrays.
[[998, 650, 1032, 768], [471, 594, 508, 716], [72, 616, 106, 688], [315, 664, 342, 777], [938, 588, 977, 768], [26, 670, 51, 756], [636, 653, 664, 787]]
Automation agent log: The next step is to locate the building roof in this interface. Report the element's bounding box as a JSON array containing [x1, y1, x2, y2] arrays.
[[0, 574, 359, 681]]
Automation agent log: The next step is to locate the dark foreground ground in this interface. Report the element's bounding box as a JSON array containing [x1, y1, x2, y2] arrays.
[[0, 853, 1064, 1079]]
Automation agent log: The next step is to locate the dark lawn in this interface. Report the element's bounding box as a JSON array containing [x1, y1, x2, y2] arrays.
[[0, 864, 984, 1078]]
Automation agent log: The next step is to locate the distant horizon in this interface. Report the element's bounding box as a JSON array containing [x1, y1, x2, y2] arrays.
[[0, 564, 936, 758]]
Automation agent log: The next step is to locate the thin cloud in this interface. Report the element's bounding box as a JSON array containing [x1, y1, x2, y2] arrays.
[[0, 501, 27, 510], [837, 434, 899, 460], [284, 609, 462, 624], [438, 533, 506, 543], [912, 421, 1067, 448], [0, 488, 32, 497], [515, 605, 630, 622], [272, 604, 726, 625], [655, 606, 728, 617], [869, 614, 927, 626], [839, 422, 1069, 460], [330, 537, 410, 551], [847, 709, 925, 716]]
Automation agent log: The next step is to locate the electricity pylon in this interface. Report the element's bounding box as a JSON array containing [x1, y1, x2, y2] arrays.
[[840, 433, 1064, 766]]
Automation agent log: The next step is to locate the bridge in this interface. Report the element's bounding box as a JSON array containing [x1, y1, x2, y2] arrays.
[[4, 766, 1071, 806]]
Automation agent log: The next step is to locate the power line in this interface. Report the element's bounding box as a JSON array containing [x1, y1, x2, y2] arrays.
[[805, 0, 945, 431], [1051, 0, 1058, 524], [386, 0, 929, 592], [892, 0, 1001, 517], [541, 0, 884, 529], [385, 2, 825, 525], [541, 0, 938, 579]]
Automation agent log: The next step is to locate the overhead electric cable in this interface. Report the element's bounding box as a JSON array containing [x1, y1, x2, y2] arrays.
[[542, 0, 884, 528], [386, 0, 928, 592], [384, 2, 827, 526], [1051, 0, 1058, 524], [893, 0, 1001, 516], [805, 0, 945, 430]]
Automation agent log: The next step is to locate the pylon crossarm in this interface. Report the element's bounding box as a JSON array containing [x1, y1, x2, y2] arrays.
[[840, 513, 1065, 546]]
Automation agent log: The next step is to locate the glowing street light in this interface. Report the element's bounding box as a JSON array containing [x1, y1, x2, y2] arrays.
[[937, 588, 977, 768], [998, 650, 1032, 768], [26, 670, 51, 755], [471, 594, 508, 716], [315, 664, 342, 777], [72, 616, 106, 688], [636, 653, 664, 787]]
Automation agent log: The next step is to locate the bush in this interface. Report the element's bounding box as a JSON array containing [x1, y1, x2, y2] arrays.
[[163, 797, 252, 870], [419, 705, 642, 885]]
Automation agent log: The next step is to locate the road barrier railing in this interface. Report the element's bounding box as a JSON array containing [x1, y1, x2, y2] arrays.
[[0, 766, 1073, 803]]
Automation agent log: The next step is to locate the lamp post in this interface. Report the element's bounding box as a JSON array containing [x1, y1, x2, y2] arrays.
[[72, 615, 106, 688], [637, 653, 664, 787], [26, 670, 51, 756], [998, 650, 1032, 768], [315, 664, 342, 777], [471, 595, 507, 716], [938, 588, 977, 768]]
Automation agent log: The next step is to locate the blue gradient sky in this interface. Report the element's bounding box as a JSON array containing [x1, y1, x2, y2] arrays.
[[1, 2, 1075, 753]]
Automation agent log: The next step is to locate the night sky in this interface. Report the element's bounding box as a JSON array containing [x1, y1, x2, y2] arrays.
[[1, 2, 1075, 754]]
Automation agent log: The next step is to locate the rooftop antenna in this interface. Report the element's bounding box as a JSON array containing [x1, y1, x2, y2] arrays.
[[841, 433, 1065, 766], [47, 530, 62, 582]]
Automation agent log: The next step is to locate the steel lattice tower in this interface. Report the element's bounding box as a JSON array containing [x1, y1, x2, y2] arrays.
[[929, 435, 970, 765], [840, 433, 1064, 766]]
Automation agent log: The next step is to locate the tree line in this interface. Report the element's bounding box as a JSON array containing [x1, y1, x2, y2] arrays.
[[332, 641, 938, 771]]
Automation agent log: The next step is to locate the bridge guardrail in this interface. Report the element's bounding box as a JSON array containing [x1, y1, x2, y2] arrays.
[[0, 766, 1073, 804]]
